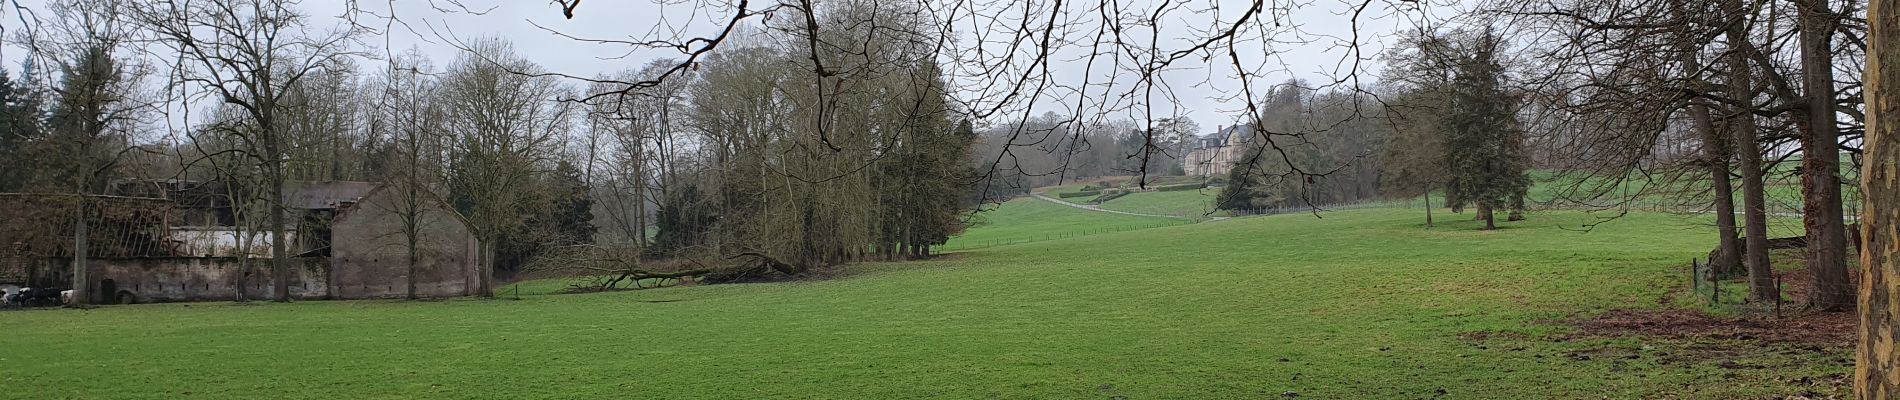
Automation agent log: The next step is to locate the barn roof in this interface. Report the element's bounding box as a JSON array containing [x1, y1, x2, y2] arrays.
[[282, 181, 378, 210]]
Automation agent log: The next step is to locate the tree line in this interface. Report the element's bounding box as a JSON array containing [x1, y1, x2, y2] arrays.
[[0, 0, 980, 300]]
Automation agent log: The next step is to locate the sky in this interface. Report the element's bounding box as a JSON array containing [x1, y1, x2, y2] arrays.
[[0, 0, 1468, 139]]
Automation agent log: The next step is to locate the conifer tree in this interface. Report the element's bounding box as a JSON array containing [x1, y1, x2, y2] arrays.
[[1438, 30, 1529, 230]]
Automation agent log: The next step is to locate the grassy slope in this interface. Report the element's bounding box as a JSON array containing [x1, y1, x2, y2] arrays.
[[1095, 189, 1223, 217], [942, 197, 1189, 250], [0, 208, 1847, 399]]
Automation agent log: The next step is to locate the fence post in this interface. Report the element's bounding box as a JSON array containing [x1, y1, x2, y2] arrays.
[[1691, 258, 1700, 297], [1711, 270, 1720, 305]]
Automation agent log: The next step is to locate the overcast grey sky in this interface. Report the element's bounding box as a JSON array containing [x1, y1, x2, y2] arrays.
[[2, 0, 1466, 138]]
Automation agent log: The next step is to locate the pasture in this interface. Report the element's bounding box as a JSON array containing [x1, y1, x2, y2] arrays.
[[0, 204, 1848, 399]]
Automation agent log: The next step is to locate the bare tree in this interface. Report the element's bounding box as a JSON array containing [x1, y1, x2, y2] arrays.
[[1717, 0, 1778, 303], [439, 37, 570, 298], [1794, 0, 1852, 311], [523, 0, 1455, 211], [371, 50, 444, 300], [13, 0, 153, 304], [134, 0, 362, 302]]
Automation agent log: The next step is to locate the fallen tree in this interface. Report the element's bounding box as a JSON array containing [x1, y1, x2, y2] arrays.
[[522, 245, 812, 292]]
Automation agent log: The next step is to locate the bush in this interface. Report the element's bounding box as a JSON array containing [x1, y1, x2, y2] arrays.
[[1058, 190, 1102, 198], [1088, 190, 1130, 204], [1154, 183, 1205, 192]]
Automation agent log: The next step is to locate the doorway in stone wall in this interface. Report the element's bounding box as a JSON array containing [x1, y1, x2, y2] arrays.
[[96, 279, 115, 304]]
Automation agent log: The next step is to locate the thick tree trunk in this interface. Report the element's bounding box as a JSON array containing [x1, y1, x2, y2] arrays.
[[1724, 0, 1776, 303], [1474, 201, 1489, 229], [69, 205, 87, 305], [1855, 1, 1898, 395], [1425, 191, 1434, 228], [1797, 0, 1853, 311], [478, 240, 496, 298]]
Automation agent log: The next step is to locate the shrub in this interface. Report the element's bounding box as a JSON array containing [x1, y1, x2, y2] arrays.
[[1154, 183, 1205, 192], [1058, 190, 1102, 198], [1088, 190, 1130, 204]]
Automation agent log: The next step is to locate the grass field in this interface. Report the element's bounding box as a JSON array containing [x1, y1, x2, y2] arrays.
[[1095, 189, 1223, 218], [942, 196, 1190, 250], [0, 203, 1849, 398]]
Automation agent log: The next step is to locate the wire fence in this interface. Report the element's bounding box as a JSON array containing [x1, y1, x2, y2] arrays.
[[1224, 197, 1432, 217], [1687, 255, 1858, 318], [1689, 258, 1770, 317], [944, 197, 1434, 252]]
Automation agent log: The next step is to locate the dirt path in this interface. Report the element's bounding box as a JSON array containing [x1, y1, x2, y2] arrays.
[[1030, 193, 1229, 222]]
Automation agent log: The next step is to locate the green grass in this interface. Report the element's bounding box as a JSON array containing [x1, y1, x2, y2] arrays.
[[1096, 188, 1224, 217], [1531, 168, 1860, 214], [943, 197, 1190, 250], [0, 207, 1848, 399]]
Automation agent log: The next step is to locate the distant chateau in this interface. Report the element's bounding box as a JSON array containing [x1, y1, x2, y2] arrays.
[[1182, 124, 1255, 177]]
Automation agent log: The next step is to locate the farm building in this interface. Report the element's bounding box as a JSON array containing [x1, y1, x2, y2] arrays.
[[0, 180, 479, 303]]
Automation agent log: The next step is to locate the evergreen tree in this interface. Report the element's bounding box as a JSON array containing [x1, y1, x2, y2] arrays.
[[651, 182, 715, 257], [1215, 148, 1269, 211], [546, 160, 597, 246], [1438, 30, 1530, 230], [0, 70, 47, 192], [44, 45, 129, 194]]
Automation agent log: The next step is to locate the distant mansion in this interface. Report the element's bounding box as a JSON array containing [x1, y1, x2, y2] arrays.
[[1182, 124, 1255, 176]]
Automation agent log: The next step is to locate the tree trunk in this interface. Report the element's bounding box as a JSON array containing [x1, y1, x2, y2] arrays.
[[69, 202, 87, 305], [1797, 0, 1852, 311], [1507, 191, 1526, 222], [1725, 0, 1776, 303], [1693, 92, 1743, 277], [1672, 0, 1742, 277], [235, 255, 248, 302], [1855, 0, 1898, 395], [478, 239, 496, 298], [631, 131, 649, 249], [1425, 190, 1434, 228], [1474, 202, 1489, 231], [406, 235, 419, 300], [271, 168, 290, 303]]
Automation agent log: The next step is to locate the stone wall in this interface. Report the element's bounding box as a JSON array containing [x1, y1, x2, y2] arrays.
[[9, 184, 483, 304], [81, 257, 329, 303], [328, 188, 480, 298]]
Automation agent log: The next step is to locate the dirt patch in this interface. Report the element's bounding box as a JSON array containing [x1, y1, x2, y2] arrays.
[[1530, 309, 1856, 398], [1567, 309, 1854, 346]]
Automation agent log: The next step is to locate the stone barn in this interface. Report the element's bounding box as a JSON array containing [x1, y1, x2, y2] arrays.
[[324, 184, 481, 298], [0, 180, 480, 303]]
